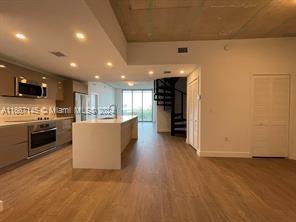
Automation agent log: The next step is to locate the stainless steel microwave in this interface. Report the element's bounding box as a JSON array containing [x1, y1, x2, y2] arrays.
[[15, 77, 47, 98]]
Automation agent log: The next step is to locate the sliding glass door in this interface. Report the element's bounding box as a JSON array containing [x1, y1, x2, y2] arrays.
[[122, 90, 153, 122], [143, 91, 153, 121], [122, 90, 132, 116]]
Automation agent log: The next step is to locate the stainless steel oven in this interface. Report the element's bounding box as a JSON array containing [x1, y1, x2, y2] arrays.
[[15, 77, 47, 98], [28, 122, 57, 157]]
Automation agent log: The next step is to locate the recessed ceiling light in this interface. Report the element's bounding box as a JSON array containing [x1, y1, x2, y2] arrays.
[[94, 75, 100, 79], [70, 62, 77, 68], [180, 70, 185, 74], [15, 33, 27, 40], [128, 82, 134, 86], [148, 70, 154, 75], [0, 65, 6, 68], [106, 62, 113, 67], [75, 32, 86, 41], [121, 75, 125, 79], [42, 76, 47, 80]]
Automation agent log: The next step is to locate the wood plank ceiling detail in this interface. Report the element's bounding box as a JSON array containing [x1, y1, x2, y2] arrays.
[[109, 0, 296, 42]]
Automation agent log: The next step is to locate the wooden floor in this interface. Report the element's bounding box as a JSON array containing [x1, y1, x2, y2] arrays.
[[1, 123, 296, 222]]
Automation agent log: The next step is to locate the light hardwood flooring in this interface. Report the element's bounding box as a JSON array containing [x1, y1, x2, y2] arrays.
[[1, 123, 296, 222]]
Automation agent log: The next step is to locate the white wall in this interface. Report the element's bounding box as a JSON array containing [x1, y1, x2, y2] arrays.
[[115, 88, 123, 114], [88, 82, 115, 108], [128, 37, 296, 158], [157, 106, 170, 132], [290, 75, 296, 160], [85, 0, 127, 61]]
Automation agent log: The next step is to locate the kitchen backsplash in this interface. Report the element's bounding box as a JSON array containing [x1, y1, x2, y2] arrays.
[[0, 96, 56, 121]]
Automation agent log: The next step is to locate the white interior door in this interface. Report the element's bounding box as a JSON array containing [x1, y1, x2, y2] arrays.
[[192, 79, 199, 149], [188, 83, 194, 146], [188, 79, 199, 150], [252, 75, 290, 157]]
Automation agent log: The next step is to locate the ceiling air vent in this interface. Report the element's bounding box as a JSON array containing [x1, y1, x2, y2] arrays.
[[50, 51, 67, 57], [178, 47, 188, 54], [163, 71, 172, 74]]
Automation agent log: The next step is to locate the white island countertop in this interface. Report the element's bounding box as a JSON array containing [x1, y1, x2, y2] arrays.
[[73, 115, 138, 170], [74, 115, 137, 125]]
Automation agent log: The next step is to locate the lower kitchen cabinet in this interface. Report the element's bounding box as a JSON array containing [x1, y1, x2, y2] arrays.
[[56, 119, 73, 146], [0, 125, 28, 168], [120, 121, 133, 152]]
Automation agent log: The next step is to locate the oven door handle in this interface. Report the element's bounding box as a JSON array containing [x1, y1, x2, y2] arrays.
[[31, 127, 57, 135]]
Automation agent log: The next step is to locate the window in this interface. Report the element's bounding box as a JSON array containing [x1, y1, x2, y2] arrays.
[[143, 91, 153, 121], [122, 90, 132, 116], [122, 90, 153, 122]]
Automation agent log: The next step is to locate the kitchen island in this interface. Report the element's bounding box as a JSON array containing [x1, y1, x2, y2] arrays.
[[72, 116, 138, 170]]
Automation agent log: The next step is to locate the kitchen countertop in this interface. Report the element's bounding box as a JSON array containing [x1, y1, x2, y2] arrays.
[[73, 115, 137, 125], [0, 117, 74, 128]]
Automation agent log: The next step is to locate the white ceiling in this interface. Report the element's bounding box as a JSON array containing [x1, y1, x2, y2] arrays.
[[0, 0, 197, 81], [106, 81, 153, 89]]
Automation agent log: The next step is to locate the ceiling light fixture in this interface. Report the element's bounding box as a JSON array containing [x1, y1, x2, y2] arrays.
[[121, 75, 125, 79], [128, 82, 134, 86], [94, 75, 100, 79], [70, 62, 77, 68], [15, 33, 27, 40], [75, 32, 86, 41], [148, 70, 154, 75], [0, 65, 6, 68], [42, 77, 47, 80], [180, 70, 185, 74], [106, 62, 113, 67]]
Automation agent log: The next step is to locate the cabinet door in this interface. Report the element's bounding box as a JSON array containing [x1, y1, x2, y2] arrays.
[[0, 125, 28, 168], [73, 81, 88, 94], [37, 75, 58, 100], [0, 64, 15, 96], [56, 80, 64, 101], [56, 119, 73, 146]]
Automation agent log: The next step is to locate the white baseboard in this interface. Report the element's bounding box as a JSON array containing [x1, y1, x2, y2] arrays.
[[198, 151, 251, 158]]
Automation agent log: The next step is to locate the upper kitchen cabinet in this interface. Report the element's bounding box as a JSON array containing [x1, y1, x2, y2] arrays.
[[73, 80, 88, 94], [56, 80, 64, 101], [0, 60, 65, 100], [0, 61, 14, 96], [55, 79, 87, 102], [56, 80, 88, 117]]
